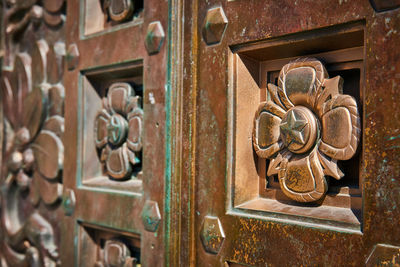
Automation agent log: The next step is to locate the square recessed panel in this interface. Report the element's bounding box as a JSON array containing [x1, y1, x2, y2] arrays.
[[78, 60, 144, 194], [228, 22, 365, 230]]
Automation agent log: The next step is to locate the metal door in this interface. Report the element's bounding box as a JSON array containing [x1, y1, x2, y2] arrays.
[[172, 0, 400, 266]]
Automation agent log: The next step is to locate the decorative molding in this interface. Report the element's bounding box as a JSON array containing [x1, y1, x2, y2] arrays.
[[253, 58, 361, 202], [94, 82, 143, 181]]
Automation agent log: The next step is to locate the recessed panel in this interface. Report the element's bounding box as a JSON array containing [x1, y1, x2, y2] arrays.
[[230, 22, 365, 230], [79, 61, 144, 193]]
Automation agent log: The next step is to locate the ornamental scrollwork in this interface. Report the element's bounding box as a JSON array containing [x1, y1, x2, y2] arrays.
[[253, 58, 361, 203], [94, 83, 143, 181], [1, 1, 66, 266]]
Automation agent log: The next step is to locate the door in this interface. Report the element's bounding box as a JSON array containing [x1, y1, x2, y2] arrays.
[[0, 0, 169, 266], [178, 0, 400, 266], [1, 0, 400, 266]]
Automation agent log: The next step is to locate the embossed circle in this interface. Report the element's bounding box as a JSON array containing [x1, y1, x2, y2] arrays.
[[280, 106, 318, 154], [107, 114, 128, 146]]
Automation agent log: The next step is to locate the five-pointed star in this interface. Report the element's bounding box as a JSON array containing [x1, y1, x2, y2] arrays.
[[280, 111, 307, 146]]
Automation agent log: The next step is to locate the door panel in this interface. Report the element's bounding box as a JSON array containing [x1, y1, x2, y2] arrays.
[[185, 0, 400, 266], [1, 0, 400, 266], [62, 0, 168, 266]]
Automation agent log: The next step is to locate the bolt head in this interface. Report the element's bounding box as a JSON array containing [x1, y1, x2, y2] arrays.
[[141, 200, 161, 232], [62, 189, 76, 216], [145, 21, 165, 55], [66, 43, 79, 70], [200, 216, 225, 254], [202, 7, 228, 45]]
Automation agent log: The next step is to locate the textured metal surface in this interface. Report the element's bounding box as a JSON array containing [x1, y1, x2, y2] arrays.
[[200, 216, 225, 254], [175, 0, 400, 266], [0, 0, 399, 266]]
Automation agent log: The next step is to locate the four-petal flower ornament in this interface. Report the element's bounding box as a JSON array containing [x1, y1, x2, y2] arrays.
[[253, 58, 361, 202], [94, 83, 143, 180]]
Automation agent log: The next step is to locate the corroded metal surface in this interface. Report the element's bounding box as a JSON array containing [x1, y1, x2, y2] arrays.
[[0, 0, 399, 266], [177, 0, 400, 266]]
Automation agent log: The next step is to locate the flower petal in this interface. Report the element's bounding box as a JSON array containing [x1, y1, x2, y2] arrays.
[[11, 53, 32, 124], [107, 83, 134, 115], [127, 106, 143, 152], [43, 115, 64, 139], [319, 95, 360, 160], [37, 172, 63, 205], [48, 84, 65, 118], [278, 58, 328, 109], [1, 74, 18, 128], [43, 0, 65, 13], [29, 172, 41, 207], [106, 144, 132, 180], [253, 101, 285, 159], [31, 39, 49, 87], [94, 110, 111, 148], [33, 130, 63, 180], [47, 42, 66, 84], [22, 85, 47, 139], [278, 148, 327, 202]]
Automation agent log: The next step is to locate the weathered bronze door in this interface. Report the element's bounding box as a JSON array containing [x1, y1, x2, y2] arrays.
[[1, 0, 400, 266], [174, 0, 400, 266]]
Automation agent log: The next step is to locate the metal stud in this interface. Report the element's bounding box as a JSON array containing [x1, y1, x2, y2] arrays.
[[145, 21, 165, 55], [202, 7, 228, 45]]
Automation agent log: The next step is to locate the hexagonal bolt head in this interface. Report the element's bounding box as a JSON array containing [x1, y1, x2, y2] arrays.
[[62, 189, 76, 216], [200, 216, 225, 254], [145, 21, 165, 55], [141, 200, 161, 232], [66, 43, 79, 70], [202, 7, 228, 45], [366, 244, 400, 266]]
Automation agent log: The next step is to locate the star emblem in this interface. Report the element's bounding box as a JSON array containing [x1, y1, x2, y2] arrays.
[[280, 110, 307, 147]]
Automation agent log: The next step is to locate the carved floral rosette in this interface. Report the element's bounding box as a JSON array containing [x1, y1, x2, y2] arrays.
[[94, 83, 143, 181], [253, 58, 361, 202], [0, 1, 66, 266]]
